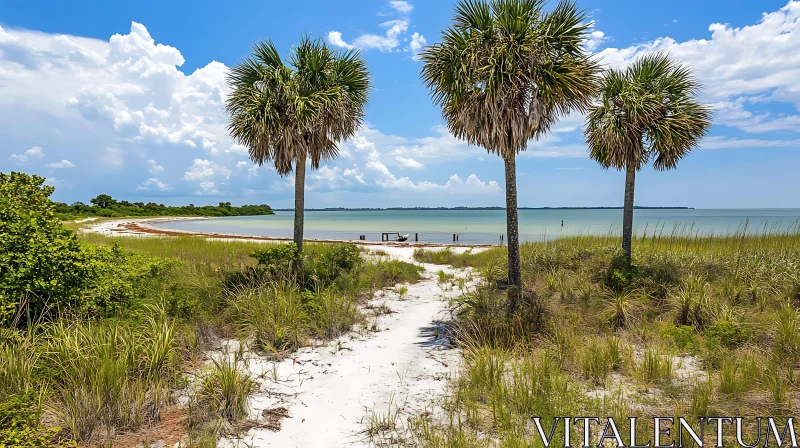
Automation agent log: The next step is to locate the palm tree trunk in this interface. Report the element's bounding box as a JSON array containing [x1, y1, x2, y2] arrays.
[[622, 163, 636, 263], [503, 155, 522, 316], [293, 152, 306, 253]]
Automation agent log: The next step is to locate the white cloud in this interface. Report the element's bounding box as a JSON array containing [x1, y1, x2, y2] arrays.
[[365, 156, 500, 195], [326, 31, 354, 50], [147, 159, 163, 173], [700, 136, 800, 149], [0, 21, 232, 175], [597, 1, 800, 133], [182, 158, 232, 181], [585, 30, 608, 52], [227, 144, 249, 155], [197, 181, 219, 195], [136, 177, 171, 191], [328, 1, 416, 53], [9, 146, 44, 163], [395, 156, 424, 170], [46, 159, 76, 169], [409, 32, 426, 61], [389, 1, 413, 14]]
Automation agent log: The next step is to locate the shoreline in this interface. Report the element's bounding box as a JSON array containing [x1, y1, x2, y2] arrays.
[[82, 217, 498, 248]]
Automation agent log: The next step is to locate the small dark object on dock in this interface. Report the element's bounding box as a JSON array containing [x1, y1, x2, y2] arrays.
[[382, 232, 409, 242]]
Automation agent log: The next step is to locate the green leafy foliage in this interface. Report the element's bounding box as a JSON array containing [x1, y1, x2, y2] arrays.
[[250, 242, 366, 290], [56, 194, 273, 218], [0, 392, 75, 448], [0, 172, 89, 326]]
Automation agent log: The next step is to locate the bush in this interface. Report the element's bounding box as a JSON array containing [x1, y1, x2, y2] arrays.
[[703, 320, 750, 349], [0, 391, 75, 448], [250, 243, 366, 290], [0, 172, 89, 326]]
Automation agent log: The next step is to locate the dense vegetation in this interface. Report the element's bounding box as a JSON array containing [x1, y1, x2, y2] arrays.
[[412, 230, 800, 446], [0, 172, 421, 446], [53, 192, 273, 218]]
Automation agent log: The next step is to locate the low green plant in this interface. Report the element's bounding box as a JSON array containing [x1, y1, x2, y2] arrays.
[[196, 348, 255, 422], [689, 375, 713, 418], [637, 348, 673, 383], [0, 391, 75, 448]]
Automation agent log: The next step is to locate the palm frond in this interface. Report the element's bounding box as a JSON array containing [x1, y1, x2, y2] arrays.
[[585, 52, 712, 172], [225, 37, 371, 175], [421, 0, 600, 159]]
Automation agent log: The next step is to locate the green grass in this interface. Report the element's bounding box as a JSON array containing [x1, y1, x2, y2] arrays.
[[413, 229, 800, 446], [1, 231, 423, 445]]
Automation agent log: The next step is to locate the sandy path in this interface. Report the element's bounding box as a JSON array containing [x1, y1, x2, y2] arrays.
[[220, 246, 478, 447]]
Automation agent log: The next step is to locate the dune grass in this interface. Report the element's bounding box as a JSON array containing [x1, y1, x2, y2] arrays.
[[0, 232, 423, 446], [413, 228, 800, 446]]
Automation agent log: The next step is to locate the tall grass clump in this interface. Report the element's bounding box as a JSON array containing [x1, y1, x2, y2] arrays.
[[195, 349, 255, 423], [39, 307, 180, 442]]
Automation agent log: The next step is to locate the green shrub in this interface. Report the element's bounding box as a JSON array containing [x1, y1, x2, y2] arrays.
[[0, 391, 75, 448], [703, 320, 750, 349], [664, 325, 698, 351], [250, 243, 301, 280], [81, 244, 172, 316], [0, 172, 89, 326]]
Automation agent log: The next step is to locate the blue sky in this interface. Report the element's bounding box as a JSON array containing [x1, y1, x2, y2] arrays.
[[1, 0, 799, 208]]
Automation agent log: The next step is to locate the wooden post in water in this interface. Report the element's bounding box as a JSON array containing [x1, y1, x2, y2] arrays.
[[415, 233, 418, 242]]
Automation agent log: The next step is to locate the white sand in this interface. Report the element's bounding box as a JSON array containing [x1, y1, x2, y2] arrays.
[[82, 217, 204, 237], [219, 246, 480, 447]]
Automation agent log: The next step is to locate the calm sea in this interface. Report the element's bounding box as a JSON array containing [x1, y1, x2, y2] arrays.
[[151, 209, 800, 245]]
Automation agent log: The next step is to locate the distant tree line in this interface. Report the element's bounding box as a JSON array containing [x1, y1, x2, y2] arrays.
[[54, 193, 274, 218]]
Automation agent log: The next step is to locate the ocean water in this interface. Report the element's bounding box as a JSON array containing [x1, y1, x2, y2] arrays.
[[151, 209, 800, 245]]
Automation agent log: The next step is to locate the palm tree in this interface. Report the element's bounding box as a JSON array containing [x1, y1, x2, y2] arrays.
[[420, 0, 600, 315], [585, 53, 712, 263], [226, 37, 370, 253]]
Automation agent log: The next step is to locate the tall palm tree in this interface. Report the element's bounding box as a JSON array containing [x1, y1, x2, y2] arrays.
[[585, 53, 712, 263], [421, 0, 599, 314], [226, 37, 370, 253]]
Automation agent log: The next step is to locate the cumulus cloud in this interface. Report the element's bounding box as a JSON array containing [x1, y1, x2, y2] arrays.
[[197, 181, 219, 195], [147, 159, 164, 174], [366, 156, 500, 195], [597, 1, 800, 133], [136, 177, 171, 191], [409, 32, 427, 61], [585, 30, 608, 52], [389, 1, 413, 13], [46, 159, 76, 169], [395, 156, 424, 170], [182, 158, 232, 181], [9, 146, 44, 163]]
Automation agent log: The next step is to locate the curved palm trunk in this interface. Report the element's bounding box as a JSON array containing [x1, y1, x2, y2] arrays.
[[622, 163, 636, 263], [504, 155, 522, 316], [293, 152, 306, 253]]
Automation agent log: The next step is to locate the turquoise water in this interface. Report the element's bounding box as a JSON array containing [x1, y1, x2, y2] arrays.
[[152, 209, 800, 245]]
